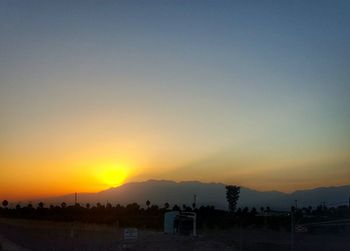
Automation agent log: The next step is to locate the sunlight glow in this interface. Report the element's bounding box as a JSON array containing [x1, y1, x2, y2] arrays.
[[95, 162, 129, 187]]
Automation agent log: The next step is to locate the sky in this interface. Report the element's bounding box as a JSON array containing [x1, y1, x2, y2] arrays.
[[1, 0, 350, 200]]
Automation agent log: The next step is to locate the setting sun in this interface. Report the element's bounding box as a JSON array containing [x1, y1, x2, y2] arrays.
[[94, 162, 129, 188]]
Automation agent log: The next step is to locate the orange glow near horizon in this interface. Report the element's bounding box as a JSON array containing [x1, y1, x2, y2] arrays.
[[0, 148, 141, 200], [1, 145, 350, 201]]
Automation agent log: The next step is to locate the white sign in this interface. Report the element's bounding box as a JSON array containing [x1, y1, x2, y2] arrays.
[[123, 228, 138, 241]]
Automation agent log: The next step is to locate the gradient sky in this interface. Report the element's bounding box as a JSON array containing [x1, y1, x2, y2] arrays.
[[1, 0, 350, 200]]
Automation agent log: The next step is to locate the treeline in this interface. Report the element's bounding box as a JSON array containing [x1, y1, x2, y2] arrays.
[[0, 200, 349, 231]]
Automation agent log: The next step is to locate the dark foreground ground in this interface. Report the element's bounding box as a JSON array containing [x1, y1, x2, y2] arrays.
[[0, 218, 349, 251]]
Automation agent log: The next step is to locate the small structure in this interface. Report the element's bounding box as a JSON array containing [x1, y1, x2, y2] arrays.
[[164, 211, 179, 234], [164, 211, 197, 236]]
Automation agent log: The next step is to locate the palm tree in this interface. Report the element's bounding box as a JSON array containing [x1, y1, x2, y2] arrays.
[[164, 202, 170, 210], [260, 207, 265, 214], [38, 202, 44, 209], [225, 185, 240, 213], [250, 207, 257, 216], [2, 200, 8, 208], [242, 207, 249, 216], [146, 200, 151, 209], [172, 204, 181, 211]]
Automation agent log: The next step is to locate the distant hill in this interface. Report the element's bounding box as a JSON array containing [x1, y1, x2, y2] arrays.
[[30, 180, 350, 210]]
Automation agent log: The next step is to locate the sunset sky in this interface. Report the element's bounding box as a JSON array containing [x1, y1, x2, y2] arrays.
[[1, 1, 350, 200]]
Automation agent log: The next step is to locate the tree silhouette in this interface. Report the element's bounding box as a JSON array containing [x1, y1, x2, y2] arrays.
[[61, 202, 67, 209], [164, 202, 170, 210], [146, 200, 151, 208], [242, 206, 249, 216], [172, 204, 181, 211], [266, 206, 271, 214], [38, 202, 44, 209], [225, 185, 240, 213], [2, 200, 8, 208], [260, 206, 265, 214], [1, 199, 347, 231], [250, 207, 257, 216]]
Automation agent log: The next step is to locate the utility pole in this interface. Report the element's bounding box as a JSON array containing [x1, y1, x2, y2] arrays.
[[292, 200, 298, 251], [291, 205, 295, 251]]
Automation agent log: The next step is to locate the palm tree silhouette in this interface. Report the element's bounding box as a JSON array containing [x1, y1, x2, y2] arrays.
[[164, 202, 170, 210], [2, 200, 8, 208], [61, 202, 67, 208], [225, 185, 240, 213], [38, 202, 44, 209]]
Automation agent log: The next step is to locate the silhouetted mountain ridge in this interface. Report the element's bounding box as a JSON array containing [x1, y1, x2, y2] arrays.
[[30, 180, 350, 210]]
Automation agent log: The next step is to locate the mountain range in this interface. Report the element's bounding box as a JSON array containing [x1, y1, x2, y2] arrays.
[[30, 180, 350, 210]]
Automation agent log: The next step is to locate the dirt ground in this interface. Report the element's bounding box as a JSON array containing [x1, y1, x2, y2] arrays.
[[0, 234, 29, 251], [0, 218, 349, 251]]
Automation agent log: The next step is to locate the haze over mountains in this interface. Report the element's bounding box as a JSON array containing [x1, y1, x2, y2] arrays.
[[29, 180, 350, 210]]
